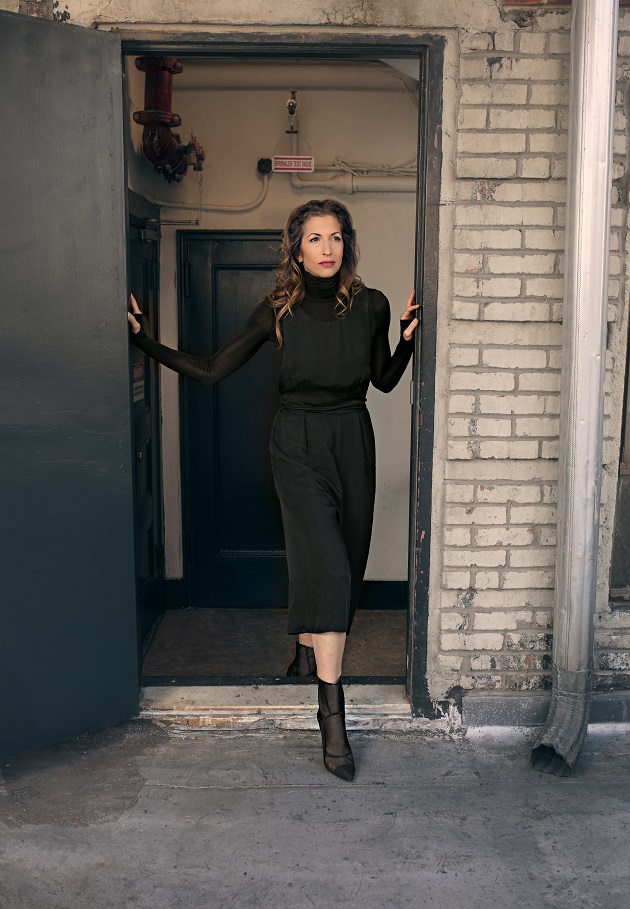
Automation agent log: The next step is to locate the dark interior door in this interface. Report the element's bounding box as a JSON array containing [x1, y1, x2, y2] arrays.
[[180, 232, 287, 607], [128, 197, 164, 645], [0, 12, 138, 759], [610, 474, 630, 597]]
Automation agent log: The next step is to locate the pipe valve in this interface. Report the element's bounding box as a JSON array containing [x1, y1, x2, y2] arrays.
[[133, 56, 205, 183], [286, 91, 298, 134]]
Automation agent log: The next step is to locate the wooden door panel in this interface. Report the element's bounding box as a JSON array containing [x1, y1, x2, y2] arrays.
[[182, 233, 287, 607], [215, 268, 286, 554]]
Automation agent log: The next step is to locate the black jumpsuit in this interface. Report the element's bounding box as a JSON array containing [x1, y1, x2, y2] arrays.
[[132, 271, 414, 636]]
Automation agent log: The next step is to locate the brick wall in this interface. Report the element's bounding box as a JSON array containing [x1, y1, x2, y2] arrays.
[[433, 12, 630, 697]]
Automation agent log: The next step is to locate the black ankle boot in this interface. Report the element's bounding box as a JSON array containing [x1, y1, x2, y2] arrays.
[[286, 642, 317, 678], [317, 677, 355, 782]]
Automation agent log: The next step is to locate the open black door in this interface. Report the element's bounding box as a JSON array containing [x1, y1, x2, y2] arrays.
[[128, 194, 165, 649], [0, 12, 138, 759]]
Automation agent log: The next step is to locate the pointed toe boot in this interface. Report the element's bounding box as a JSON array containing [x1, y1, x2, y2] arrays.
[[317, 677, 355, 782]]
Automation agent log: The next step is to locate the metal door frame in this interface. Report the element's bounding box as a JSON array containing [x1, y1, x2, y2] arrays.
[[121, 33, 444, 716]]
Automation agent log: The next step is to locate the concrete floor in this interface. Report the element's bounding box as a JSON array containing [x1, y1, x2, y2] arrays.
[[142, 608, 406, 678], [1, 721, 629, 909]]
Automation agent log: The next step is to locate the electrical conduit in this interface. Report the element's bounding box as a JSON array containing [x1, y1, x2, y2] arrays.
[[289, 129, 416, 194]]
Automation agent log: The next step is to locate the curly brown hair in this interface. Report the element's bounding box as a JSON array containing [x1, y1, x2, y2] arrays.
[[267, 199, 364, 346]]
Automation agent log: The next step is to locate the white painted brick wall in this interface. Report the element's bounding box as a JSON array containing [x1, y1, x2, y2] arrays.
[[439, 11, 630, 695]]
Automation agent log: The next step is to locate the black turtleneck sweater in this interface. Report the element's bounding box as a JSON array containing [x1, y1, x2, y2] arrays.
[[132, 272, 415, 394]]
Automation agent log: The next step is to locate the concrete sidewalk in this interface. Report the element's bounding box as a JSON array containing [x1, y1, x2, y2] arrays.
[[0, 720, 629, 909]]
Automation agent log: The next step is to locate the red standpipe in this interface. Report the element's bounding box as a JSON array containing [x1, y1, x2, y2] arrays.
[[133, 56, 204, 183]]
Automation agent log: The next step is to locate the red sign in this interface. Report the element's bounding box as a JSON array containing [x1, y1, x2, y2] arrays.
[[272, 156, 315, 173]]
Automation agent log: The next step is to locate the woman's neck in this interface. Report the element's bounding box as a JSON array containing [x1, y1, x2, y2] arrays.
[[303, 270, 340, 302]]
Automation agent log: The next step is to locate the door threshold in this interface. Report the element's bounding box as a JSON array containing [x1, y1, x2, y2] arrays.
[[140, 683, 439, 732], [141, 675, 405, 686]]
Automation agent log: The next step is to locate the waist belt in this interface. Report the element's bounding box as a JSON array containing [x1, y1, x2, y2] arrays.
[[279, 401, 367, 414]]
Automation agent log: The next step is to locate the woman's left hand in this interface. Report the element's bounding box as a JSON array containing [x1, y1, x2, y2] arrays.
[[401, 289, 420, 341]]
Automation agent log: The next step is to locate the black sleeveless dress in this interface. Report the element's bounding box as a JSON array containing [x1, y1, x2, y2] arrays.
[[271, 282, 376, 635], [131, 271, 414, 636]]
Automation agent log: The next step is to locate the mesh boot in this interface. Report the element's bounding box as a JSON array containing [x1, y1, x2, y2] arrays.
[[286, 641, 317, 678], [316, 677, 355, 782]]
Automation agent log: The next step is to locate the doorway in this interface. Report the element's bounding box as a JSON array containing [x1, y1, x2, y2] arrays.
[[125, 39, 442, 711], [0, 13, 442, 763]]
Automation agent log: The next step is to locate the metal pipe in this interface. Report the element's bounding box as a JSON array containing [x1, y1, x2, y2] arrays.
[[531, 0, 618, 776], [133, 57, 186, 182], [290, 170, 352, 194], [141, 175, 269, 214], [290, 172, 416, 194], [353, 174, 417, 193]]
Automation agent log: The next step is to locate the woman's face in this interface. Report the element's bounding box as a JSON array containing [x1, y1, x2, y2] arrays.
[[298, 214, 344, 279]]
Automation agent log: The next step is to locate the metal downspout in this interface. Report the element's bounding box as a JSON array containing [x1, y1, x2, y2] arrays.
[[531, 0, 618, 776]]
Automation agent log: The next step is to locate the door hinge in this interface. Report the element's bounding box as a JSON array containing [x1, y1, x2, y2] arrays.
[[182, 260, 190, 298]]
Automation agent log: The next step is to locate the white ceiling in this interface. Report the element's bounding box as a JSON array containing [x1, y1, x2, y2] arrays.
[[135, 57, 420, 91]]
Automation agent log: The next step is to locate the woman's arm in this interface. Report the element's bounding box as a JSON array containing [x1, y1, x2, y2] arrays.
[[128, 294, 274, 387], [369, 289, 419, 393]]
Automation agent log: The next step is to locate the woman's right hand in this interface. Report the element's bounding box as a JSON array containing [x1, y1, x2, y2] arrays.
[[400, 289, 420, 341], [128, 293, 143, 335]]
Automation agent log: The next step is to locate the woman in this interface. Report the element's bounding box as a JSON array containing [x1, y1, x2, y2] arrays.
[[129, 199, 419, 782]]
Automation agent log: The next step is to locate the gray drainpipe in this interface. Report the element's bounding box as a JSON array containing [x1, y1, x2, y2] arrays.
[[531, 0, 618, 776]]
